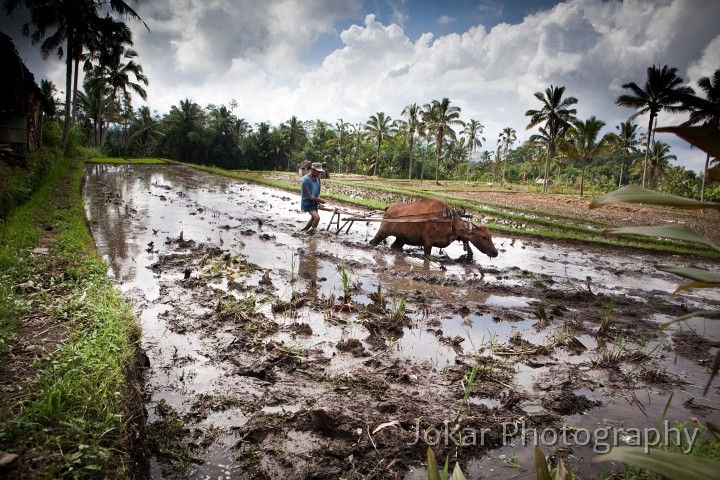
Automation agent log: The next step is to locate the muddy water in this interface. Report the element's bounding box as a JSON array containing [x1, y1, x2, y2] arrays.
[[83, 163, 720, 479]]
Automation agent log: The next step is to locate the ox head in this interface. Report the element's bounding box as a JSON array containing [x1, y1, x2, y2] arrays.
[[456, 220, 498, 258]]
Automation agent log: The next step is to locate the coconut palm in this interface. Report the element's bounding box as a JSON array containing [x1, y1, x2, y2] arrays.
[[4, 0, 146, 153], [127, 106, 164, 157], [333, 119, 349, 174], [646, 141, 677, 188], [280, 116, 306, 170], [497, 127, 516, 184], [422, 98, 463, 185], [561, 116, 611, 197], [681, 69, 720, 201], [163, 99, 206, 164], [401, 103, 422, 180], [39, 79, 58, 120], [90, 21, 147, 147], [615, 65, 694, 188], [80, 69, 112, 147], [525, 85, 578, 191], [365, 112, 395, 176], [462, 119, 485, 182], [608, 121, 641, 188]]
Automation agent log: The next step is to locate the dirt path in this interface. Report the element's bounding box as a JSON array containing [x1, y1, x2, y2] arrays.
[[84, 164, 720, 479]]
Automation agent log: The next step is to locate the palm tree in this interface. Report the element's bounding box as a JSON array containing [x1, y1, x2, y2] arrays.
[[525, 85, 578, 191], [561, 116, 610, 197], [39, 79, 58, 120], [497, 127, 516, 184], [646, 141, 677, 188], [164, 99, 205, 163], [365, 112, 394, 176], [4, 0, 146, 153], [681, 69, 720, 201], [88, 19, 148, 147], [80, 69, 111, 147], [609, 121, 641, 188], [615, 65, 694, 187], [422, 98, 463, 185], [334, 119, 349, 174], [401, 103, 422, 180], [463, 119, 485, 181], [280, 116, 306, 171], [127, 106, 163, 157]]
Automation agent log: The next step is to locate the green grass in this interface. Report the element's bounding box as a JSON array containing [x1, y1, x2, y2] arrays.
[[88, 157, 166, 164], [0, 156, 142, 478]]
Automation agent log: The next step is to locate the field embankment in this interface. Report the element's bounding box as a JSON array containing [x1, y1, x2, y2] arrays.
[[0, 155, 145, 479]]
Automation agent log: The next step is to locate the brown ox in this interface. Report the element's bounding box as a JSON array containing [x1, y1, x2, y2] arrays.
[[369, 199, 498, 258]]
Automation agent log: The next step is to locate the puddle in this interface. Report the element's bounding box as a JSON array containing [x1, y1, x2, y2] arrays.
[[83, 163, 720, 479]]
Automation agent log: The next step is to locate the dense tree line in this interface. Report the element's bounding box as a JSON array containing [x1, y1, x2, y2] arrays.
[[5, 0, 718, 200]]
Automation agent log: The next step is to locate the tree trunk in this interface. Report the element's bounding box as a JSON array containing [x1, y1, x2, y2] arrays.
[[701, 152, 710, 202], [580, 157, 586, 198], [435, 138, 441, 185], [543, 148, 552, 192], [408, 134, 414, 180], [61, 34, 74, 155], [373, 143, 380, 176], [71, 57, 80, 125], [641, 114, 655, 188]]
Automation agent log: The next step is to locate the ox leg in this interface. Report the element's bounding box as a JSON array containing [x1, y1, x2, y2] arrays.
[[391, 239, 405, 250], [423, 245, 433, 257], [370, 231, 387, 246]]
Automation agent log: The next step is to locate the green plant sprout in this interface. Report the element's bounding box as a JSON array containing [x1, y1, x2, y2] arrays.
[[598, 295, 616, 336]]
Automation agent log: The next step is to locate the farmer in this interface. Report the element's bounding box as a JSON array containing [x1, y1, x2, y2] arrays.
[[300, 162, 325, 232]]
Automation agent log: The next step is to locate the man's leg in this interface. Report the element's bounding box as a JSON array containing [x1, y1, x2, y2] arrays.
[[309, 210, 320, 230], [301, 215, 314, 231]]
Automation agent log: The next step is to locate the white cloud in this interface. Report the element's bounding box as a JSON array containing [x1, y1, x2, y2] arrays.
[[6, 0, 718, 172]]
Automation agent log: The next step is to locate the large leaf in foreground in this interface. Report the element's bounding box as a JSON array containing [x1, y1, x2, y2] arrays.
[[534, 447, 551, 480], [605, 225, 720, 252], [590, 184, 720, 210], [656, 265, 720, 283], [656, 265, 720, 293], [656, 125, 720, 159], [660, 310, 720, 329], [592, 446, 720, 480]]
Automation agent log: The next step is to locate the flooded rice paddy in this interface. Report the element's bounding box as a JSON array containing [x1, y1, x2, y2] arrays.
[[83, 163, 720, 479]]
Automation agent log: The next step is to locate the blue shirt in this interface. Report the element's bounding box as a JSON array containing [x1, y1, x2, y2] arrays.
[[300, 174, 321, 212]]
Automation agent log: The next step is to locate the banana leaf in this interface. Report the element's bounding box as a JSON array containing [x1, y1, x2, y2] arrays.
[[656, 125, 720, 159], [605, 225, 720, 252], [590, 184, 720, 210], [592, 446, 720, 480], [656, 265, 720, 283], [660, 309, 720, 329]]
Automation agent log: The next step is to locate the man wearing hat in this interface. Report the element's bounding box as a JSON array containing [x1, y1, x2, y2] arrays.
[[300, 162, 326, 232]]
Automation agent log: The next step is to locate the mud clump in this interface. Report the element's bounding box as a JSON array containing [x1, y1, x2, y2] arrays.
[[543, 392, 600, 415], [336, 338, 366, 356]]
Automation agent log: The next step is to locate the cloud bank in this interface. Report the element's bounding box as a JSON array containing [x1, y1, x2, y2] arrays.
[[5, 0, 719, 171]]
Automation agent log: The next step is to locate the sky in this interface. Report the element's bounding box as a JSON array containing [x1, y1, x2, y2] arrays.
[[2, 0, 720, 173]]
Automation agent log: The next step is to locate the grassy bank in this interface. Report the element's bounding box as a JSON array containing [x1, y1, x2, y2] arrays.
[[0, 155, 144, 478]]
